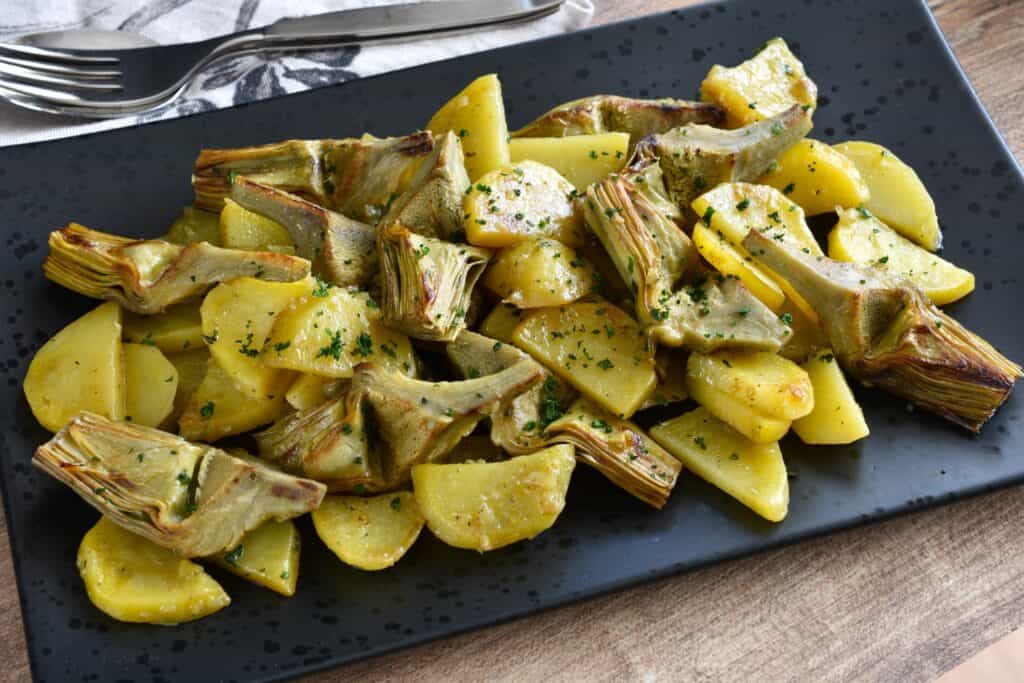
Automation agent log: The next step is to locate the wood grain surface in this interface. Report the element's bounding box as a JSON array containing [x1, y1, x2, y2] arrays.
[[1, 1, 1022, 681]]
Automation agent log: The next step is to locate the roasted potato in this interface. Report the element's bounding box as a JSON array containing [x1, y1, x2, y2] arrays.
[[650, 407, 789, 522], [285, 373, 346, 412], [123, 343, 178, 428], [427, 73, 509, 181], [163, 206, 221, 246], [792, 349, 869, 445], [123, 301, 204, 354], [412, 445, 575, 551], [692, 222, 786, 311], [165, 347, 210, 427], [758, 139, 869, 216], [24, 301, 125, 432], [312, 492, 424, 571], [219, 198, 295, 251], [484, 239, 596, 308], [178, 358, 292, 441], [508, 132, 629, 189], [209, 520, 301, 596], [77, 517, 230, 625], [687, 350, 814, 421], [479, 303, 527, 344]]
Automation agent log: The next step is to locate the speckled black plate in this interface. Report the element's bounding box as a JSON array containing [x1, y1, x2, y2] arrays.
[[1, 0, 1022, 680]]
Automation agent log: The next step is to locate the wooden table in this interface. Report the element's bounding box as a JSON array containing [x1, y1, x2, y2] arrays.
[[1, 1, 1021, 681]]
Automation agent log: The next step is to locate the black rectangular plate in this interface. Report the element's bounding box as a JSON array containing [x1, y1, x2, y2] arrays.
[[1, 0, 1022, 680]]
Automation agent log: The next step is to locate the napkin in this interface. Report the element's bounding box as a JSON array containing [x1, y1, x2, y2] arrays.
[[0, 0, 593, 147]]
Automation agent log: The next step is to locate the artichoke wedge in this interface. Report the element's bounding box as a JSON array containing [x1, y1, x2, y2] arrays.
[[34, 412, 326, 557], [379, 131, 470, 240], [743, 230, 1021, 432], [582, 173, 790, 353], [512, 95, 725, 147], [378, 224, 491, 341], [45, 223, 310, 314], [192, 133, 434, 222], [633, 104, 812, 209], [545, 397, 681, 509], [229, 177, 377, 287]]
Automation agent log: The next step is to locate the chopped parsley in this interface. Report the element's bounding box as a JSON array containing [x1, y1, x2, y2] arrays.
[[352, 332, 374, 357], [317, 329, 343, 360], [199, 401, 215, 419]]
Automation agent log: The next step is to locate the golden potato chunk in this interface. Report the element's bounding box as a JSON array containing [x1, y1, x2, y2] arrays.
[[650, 407, 789, 522], [163, 206, 221, 246], [412, 445, 575, 551], [78, 517, 230, 624], [701, 37, 817, 128], [792, 349, 869, 445], [312, 492, 424, 571], [508, 132, 629, 189], [427, 73, 510, 181], [464, 161, 586, 248], [479, 303, 527, 344], [24, 301, 125, 432], [828, 207, 974, 305], [165, 347, 209, 427], [266, 286, 415, 377], [512, 302, 657, 419], [692, 223, 785, 311], [209, 520, 301, 596], [758, 139, 869, 216], [123, 343, 178, 428], [178, 358, 292, 441], [219, 198, 294, 251], [687, 350, 814, 421], [200, 276, 311, 396], [285, 373, 346, 411], [833, 140, 940, 250], [484, 239, 595, 308], [124, 301, 204, 353], [685, 379, 792, 444]]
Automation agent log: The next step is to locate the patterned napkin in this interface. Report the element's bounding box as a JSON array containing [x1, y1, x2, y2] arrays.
[[0, 0, 593, 147]]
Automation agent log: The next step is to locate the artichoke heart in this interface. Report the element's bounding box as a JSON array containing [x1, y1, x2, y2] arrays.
[[743, 230, 1021, 432], [45, 223, 310, 314], [34, 412, 326, 557], [378, 224, 490, 341], [379, 131, 470, 240], [192, 132, 434, 222], [229, 176, 377, 287], [633, 104, 812, 209], [512, 95, 725, 148], [582, 172, 789, 353]]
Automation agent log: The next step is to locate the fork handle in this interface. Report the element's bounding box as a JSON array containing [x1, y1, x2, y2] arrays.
[[262, 0, 563, 45]]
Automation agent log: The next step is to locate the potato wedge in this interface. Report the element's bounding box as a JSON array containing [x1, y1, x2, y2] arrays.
[[828, 207, 974, 305], [209, 520, 300, 596], [123, 343, 178, 428], [792, 349, 869, 445], [508, 133, 629, 189], [512, 302, 657, 419], [758, 139, 869, 216], [427, 73, 509, 181], [687, 350, 814, 421], [650, 407, 789, 522], [484, 239, 595, 308], [163, 206, 221, 246], [833, 141, 940, 250], [124, 301, 203, 354], [464, 161, 586, 248], [412, 445, 575, 551], [686, 378, 792, 444], [778, 299, 827, 363], [265, 286, 415, 378], [312, 492, 424, 571], [701, 37, 817, 128], [200, 276, 311, 396], [77, 516, 230, 624], [219, 198, 294, 251], [692, 223, 786, 311], [479, 303, 527, 344], [179, 358, 292, 441], [24, 301, 125, 432], [165, 347, 209, 427], [285, 373, 346, 412]]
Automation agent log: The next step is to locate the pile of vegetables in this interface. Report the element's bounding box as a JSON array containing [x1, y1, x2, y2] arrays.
[[23, 37, 1018, 625]]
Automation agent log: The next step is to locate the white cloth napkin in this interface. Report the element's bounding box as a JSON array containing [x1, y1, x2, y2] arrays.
[[0, 0, 593, 147]]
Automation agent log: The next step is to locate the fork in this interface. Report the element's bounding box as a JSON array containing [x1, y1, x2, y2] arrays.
[[0, 0, 563, 119]]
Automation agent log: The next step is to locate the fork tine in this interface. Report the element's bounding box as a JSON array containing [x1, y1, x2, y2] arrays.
[[0, 61, 121, 91], [0, 54, 121, 79], [0, 77, 87, 105], [0, 41, 119, 65]]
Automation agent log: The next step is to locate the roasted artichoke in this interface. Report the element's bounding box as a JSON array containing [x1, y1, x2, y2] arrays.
[[192, 133, 435, 222], [44, 223, 310, 314], [229, 176, 377, 287], [34, 412, 326, 557], [512, 95, 725, 147], [633, 104, 812, 209], [378, 224, 491, 341], [743, 230, 1021, 431]]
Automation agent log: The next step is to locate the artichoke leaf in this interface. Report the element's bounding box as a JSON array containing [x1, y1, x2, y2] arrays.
[[511, 95, 725, 148], [633, 104, 812, 209], [378, 224, 490, 341], [229, 177, 377, 287], [45, 223, 310, 314], [742, 230, 1021, 432], [34, 412, 326, 557], [192, 133, 434, 222]]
